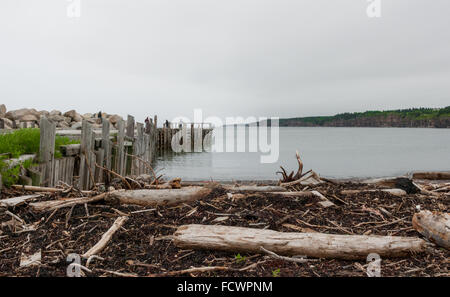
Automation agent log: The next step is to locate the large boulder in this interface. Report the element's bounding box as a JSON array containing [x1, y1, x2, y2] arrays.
[[109, 114, 123, 125], [57, 121, 70, 129], [71, 122, 82, 130], [82, 113, 93, 119], [0, 104, 6, 117], [49, 110, 62, 116], [5, 108, 40, 121], [19, 114, 39, 122], [39, 110, 49, 117], [0, 117, 13, 129], [63, 110, 82, 122], [48, 114, 65, 122]]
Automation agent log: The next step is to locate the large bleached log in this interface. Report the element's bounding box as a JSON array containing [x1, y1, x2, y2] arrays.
[[341, 188, 407, 197], [82, 216, 128, 258], [413, 172, 450, 180], [412, 210, 450, 250], [30, 193, 108, 212], [173, 224, 428, 260], [222, 185, 286, 193], [0, 194, 41, 208], [107, 186, 213, 206]]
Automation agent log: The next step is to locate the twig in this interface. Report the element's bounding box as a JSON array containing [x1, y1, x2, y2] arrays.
[[94, 162, 132, 190], [82, 216, 128, 258], [95, 268, 137, 277], [260, 246, 312, 263], [86, 255, 105, 268], [148, 266, 229, 277], [126, 152, 157, 182]]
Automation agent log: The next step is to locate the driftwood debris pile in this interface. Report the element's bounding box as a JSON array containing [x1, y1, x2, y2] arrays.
[[0, 155, 449, 276]]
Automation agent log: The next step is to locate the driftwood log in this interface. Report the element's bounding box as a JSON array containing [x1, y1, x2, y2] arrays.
[[412, 210, 450, 250], [106, 186, 213, 207], [0, 194, 41, 208], [341, 189, 407, 197], [363, 177, 420, 194], [30, 193, 108, 212], [222, 185, 286, 193], [173, 224, 428, 260]]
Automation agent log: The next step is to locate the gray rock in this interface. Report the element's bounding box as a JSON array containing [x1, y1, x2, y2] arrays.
[[5, 108, 40, 121], [63, 110, 82, 122], [82, 113, 93, 119], [39, 110, 49, 117], [71, 122, 82, 130], [48, 114, 65, 122], [19, 114, 39, 122], [57, 121, 70, 128], [0, 117, 13, 128], [49, 110, 62, 116], [109, 114, 123, 125]]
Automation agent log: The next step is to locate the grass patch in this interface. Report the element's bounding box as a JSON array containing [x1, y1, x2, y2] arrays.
[[0, 128, 79, 187], [0, 128, 79, 159]]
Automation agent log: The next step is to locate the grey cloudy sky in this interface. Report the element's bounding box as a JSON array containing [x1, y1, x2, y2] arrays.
[[1, 0, 449, 123]]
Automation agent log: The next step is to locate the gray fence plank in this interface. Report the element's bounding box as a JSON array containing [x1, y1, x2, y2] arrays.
[[39, 117, 56, 187], [117, 119, 125, 176]]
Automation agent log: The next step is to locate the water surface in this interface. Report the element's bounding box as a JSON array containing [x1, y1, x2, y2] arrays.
[[156, 127, 450, 181]]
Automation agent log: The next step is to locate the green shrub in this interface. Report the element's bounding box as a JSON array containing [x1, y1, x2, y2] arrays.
[[0, 158, 35, 187], [0, 128, 79, 187], [0, 128, 79, 159]]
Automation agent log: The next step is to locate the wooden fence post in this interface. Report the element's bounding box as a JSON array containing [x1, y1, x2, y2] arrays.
[[39, 117, 56, 187], [117, 119, 125, 176], [126, 115, 135, 139], [79, 120, 94, 190], [102, 120, 111, 170]]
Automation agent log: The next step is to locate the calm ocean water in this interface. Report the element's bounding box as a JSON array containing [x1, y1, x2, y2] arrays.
[[156, 127, 450, 181]]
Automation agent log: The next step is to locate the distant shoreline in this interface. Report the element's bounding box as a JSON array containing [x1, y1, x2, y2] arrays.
[[260, 106, 450, 128]]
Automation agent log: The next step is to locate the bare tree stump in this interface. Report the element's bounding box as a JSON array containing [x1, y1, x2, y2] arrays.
[[412, 210, 450, 250]]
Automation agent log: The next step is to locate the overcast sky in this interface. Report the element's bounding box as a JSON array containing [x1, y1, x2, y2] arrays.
[[1, 0, 449, 123]]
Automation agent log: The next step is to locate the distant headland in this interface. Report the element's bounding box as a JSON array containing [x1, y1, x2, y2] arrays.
[[275, 106, 450, 128]]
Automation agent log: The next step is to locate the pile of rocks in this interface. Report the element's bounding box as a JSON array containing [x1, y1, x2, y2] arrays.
[[0, 105, 124, 130]]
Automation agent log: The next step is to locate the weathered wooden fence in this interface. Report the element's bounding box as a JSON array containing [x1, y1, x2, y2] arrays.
[[6, 116, 213, 190], [34, 115, 158, 190]]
